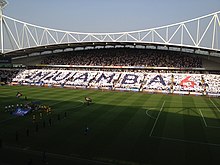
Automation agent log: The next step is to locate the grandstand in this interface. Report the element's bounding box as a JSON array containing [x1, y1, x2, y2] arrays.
[[2, 47, 218, 97], [0, 5, 220, 165]]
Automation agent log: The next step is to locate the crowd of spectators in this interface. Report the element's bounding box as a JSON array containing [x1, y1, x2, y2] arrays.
[[0, 69, 19, 83], [41, 48, 202, 68], [12, 69, 220, 95]]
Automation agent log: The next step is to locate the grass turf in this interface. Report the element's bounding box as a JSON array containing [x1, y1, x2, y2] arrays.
[[0, 85, 220, 165]]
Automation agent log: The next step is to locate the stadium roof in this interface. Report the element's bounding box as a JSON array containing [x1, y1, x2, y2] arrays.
[[3, 42, 220, 59]]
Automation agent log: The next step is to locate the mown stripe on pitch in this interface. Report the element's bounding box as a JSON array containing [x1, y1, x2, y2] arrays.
[[182, 96, 208, 143], [147, 95, 168, 137], [51, 92, 132, 156], [202, 97, 220, 119], [108, 95, 153, 159], [79, 93, 145, 157]]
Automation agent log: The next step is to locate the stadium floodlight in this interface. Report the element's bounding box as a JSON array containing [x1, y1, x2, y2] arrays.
[[0, 0, 7, 9]]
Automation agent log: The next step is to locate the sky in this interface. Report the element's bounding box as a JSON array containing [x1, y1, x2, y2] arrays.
[[3, 0, 220, 33]]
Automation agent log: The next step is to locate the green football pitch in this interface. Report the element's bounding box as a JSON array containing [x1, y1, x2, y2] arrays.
[[0, 85, 220, 165]]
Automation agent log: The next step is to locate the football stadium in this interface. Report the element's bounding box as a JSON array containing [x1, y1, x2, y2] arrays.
[[0, 1, 220, 165]]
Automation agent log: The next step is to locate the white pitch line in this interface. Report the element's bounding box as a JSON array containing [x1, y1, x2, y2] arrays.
[[0, 95, 8, 98], [197, 109, 220, 112], [199, 109, 207, 127], [72, 100, 85, 109], [207, 126, 220, 129], [209, 98, 220, 113], [150, 135, 220, 147], [0, 116, 17, 125], [145, 109, 157, 119], [149, 101, 165, 137], [199, 108, 220, 129], [4, 144, 114, 165]]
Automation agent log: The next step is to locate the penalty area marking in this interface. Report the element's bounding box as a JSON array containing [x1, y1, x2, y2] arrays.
[[209, 98, 220, 113], [199, 109, 207, 127], [144, 108, 157, 119], [199, 109, 220, 129], [149, 101, 165, 137], [150, 107, 220, 148]]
